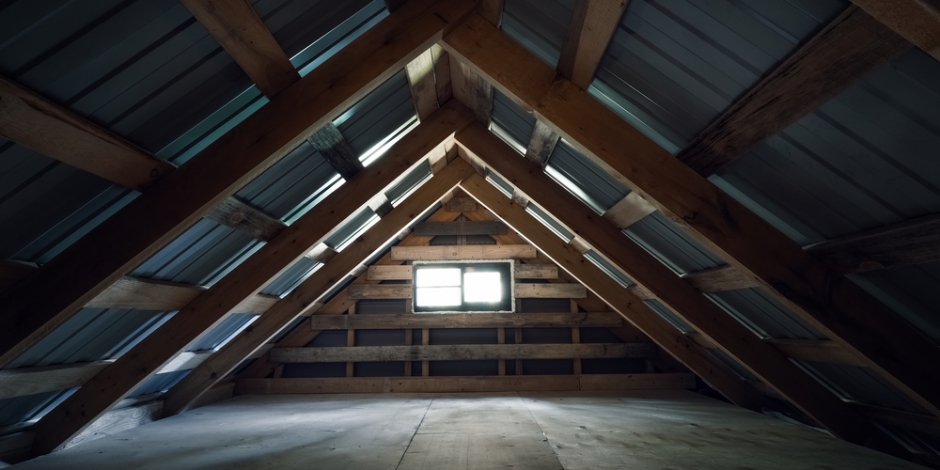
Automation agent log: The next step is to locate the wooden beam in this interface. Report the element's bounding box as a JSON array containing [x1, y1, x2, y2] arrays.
[[514, 283, 586, 298], [348, 284, 412, 299], [271, 343, 654, 363], [309, 311, 623, 330], [0, 259, 38, 293], [391, 244, 535, 260], [160, 158, 476, 417], [675, 6, 910, 175], [457, 173, 770, 412], [768, 339, 867, 368], [851, 0, 940, 62], [203, 197, 287, 242], [443, 195, 479, 212], [680, 266, 758, 293], [405, 46, 452, 121], [413, 220, 507, 236], [478, 0, 505, 27], [450, 56, 493, 125], [2, 0, 477, 382], [524, 120, 559, 168], [805, 213, 940, 273], [442, 15, 940, 422], [0, 361, 111, 400], [603, 192, 656, 230], [0, 76, 175, 192], [180, 0, 300, 98], [515, 263, 558, 279], [307, 122, 363, 180], [557, 0, 629, 89], [26, 104, 477, 457], [456, 125, 905, 451], [237, 373, 695, 394]]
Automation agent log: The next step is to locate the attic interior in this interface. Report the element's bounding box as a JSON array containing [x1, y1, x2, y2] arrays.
[[1, 0, 940, 468]]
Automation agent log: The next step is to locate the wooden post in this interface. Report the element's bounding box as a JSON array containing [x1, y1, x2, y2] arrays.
[[571, 300, 582, 375], [497, 328, 506, 375], [346, 305, 355, 377], [404, 299, 413, 376], [421, 329, 430, 376]]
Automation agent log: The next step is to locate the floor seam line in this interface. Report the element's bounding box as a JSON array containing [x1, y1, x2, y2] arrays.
[[519, 391, 566, 470], [393, 396, 432, 470]]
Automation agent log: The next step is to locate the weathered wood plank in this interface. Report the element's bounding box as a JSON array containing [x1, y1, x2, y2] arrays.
[[515, 263, 558, 279], [236, 373, 694, 394], [603, 192, 656, 230], [4, 0, 478, 385], [805, 213, 940, 273], [366, 263, 558, 280], [450, 57, 493, 125], [405, 48, 442, 120], [557, 0, 629, 89], [349, 284, 413, 299], [456, 124, 901, 451], [443, 14, 940, 424], [675, 6, 910, 175], [514, 283, 586, 298], [391, 244, 536, 260], [204, 197, 287, 242], [307, 123, 362, 180], [478, 0, 505, 27], [851, 0, 940, 62], [769, 339, 867, 368], [681, 266, 758, 293], [443, 195, 479, 212], [160, 158, 476, 416], [413, 220, 507, 236], [0, 362, 111, 400], [309, 311, 623, 329], [272, 343, 654, 363], [180, 0, 299, 98], [524, 120, 559, 168], [0, 76, 175, 192]]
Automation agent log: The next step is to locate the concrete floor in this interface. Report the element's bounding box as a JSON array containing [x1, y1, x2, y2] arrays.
[[12, 391, 925, 469]]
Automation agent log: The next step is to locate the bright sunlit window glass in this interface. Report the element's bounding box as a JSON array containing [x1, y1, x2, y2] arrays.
[[414, 268, 462, 308], [463, 271, 502, 303], [415, 268, 461, 287]]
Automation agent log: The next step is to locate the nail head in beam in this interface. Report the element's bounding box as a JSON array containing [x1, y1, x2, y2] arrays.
[[557, 0, 630, 89], [442, 15, 940, 422], [308, 123, 363, 180], [205, 197, 287, 241], [675, 6, 910, 176], [180, 0, 300, 99], [0, 77, 175, 192]]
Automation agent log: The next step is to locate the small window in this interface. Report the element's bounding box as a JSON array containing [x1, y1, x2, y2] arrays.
[[413, 261, 513, 313]]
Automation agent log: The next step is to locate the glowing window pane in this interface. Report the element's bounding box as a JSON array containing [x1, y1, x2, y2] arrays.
[[463, 271, 502, 303], [415, 268, 461, 287], [415, 287, 462, 307]]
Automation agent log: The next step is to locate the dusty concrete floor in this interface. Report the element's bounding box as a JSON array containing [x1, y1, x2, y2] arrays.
[[12, 391, 925, 469]]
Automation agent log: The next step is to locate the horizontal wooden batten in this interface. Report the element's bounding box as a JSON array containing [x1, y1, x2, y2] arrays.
[[366, 264, 558, 280], [390, 244, 536, 260], [271, 343, 654, 363], [310, 311, 623, 330], [236, 373, 695, 394], [348, 283, 586, 299], [681, 266, 758, 293], [413, 220, 507, 236]]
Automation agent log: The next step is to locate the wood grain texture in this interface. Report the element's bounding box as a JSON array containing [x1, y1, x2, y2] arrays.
[[769, 339, 867, 368], [851, 0, 940, 61], [391, 244, 535, 260], [405, 48, 442, 120], [204, 197, 287, 241], [413, 220, 507, 236], [805, 212, 940, 273], [681, 265, 758, 293], [272, 343, 654, 362], [557, 0, 629, 88], [514, 283, 586, 298], [478, 0, 505, 27], [457, 174, 770, 412], [0, 361, 111, 400], [450, 56, 494, 125], [524, 120, 559, 168], [444, 195, 479, 212], [3, 0, 478, 384], [160, 158, 476, 416], [442, 14, 940, 423], [307, 122, 362, 179], [236, 373, 694, 394], [675, 6, 910, 175], [0, 76, 174, 192], [603, 192, 656, 229], [457, 124, 905, 452], [309, 311, 623, 329], [180, 0, 300, 98]]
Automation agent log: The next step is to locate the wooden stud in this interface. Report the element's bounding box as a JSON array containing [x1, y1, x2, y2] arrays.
[[346, 305, 356, 377], [675, 6, 910, 175], [497, 327, 506, 375], [557, 0, 629, 89], [681, 266, 758, 293], [180, 0, 300, 98], [442, 16, 940, 422], [2, 0, 478, 381], [514, 327, 523, 375]]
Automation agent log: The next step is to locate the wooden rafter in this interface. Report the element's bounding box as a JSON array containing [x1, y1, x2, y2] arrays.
[[160, 158, 475, 416], [455, 124, 906, 452], [441, 15, 940, 420], [675, 6, 910, 176], [457, 173, 770, 411], [557, 0, 629, 89], [450, 57, 493, 125], [180, 0, 300, 99], [0, 0, 477, 375], [478, 0, 505, 27], [405, 45, 452, 121], [26, 99, 476, 456], [851, 0, 940, 62]]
